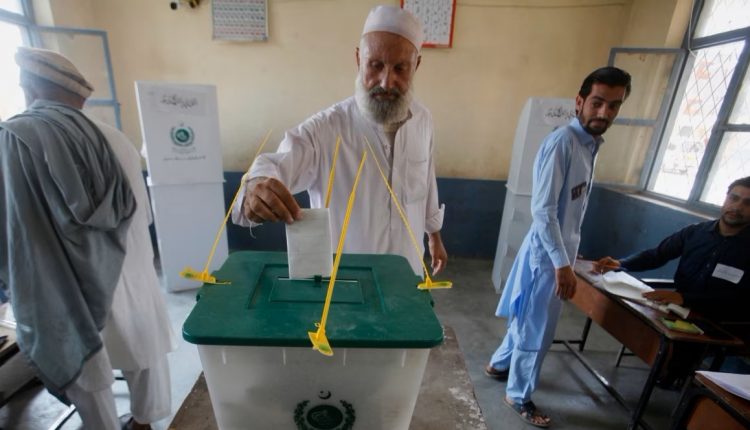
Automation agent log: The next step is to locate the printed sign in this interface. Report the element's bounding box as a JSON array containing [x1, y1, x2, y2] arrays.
[[135, 82, 224, 185]]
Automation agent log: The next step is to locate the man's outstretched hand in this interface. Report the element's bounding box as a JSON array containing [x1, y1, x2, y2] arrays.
[[592, 256, 620, 274], [243, 177, 303, 224]]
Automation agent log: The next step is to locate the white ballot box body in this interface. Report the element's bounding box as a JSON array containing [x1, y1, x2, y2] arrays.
[[135, 81, 227, 292], [199, 345, 430, 430], [148, 182, 228, 291]]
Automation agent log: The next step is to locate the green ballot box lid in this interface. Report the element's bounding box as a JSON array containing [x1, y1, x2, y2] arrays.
[[183, 251, 444, 348]]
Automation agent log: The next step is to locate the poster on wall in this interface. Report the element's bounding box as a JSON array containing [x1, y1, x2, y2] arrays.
[[212, 0, 268, 41], [135, 82, 224, 185], [401, 0, 456, 48]]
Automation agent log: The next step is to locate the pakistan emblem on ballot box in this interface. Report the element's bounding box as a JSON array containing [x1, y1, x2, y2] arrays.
[[294, 390, 355, 430], [170, 124, 196, 154]]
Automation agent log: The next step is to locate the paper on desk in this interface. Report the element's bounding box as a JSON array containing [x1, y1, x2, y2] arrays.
[[599, 272, 693, 317], [285, 208, 332, 279], [697, 371, 750, 401], [574, 261, 691, 317], [573, 260, 652, 294], [598, 271, 654, 300], [665, 303, 690, 319], [0, 303, 15, 329], [576, 260, 665, 309], [573, 260, 601, 284]]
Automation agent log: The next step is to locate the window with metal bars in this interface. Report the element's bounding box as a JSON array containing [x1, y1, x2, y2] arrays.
[[0, 0, 121, 129], [0, 0, 33, 121], [648, 0, 750, 207]]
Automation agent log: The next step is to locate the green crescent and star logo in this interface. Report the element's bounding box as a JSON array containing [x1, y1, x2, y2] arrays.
[[294, 391, 355, 430], [170, 124, 195, 147], [169, 124, 196, 154]]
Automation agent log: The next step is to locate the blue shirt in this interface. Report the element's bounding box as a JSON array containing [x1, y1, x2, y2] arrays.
[[528, 118, 602, 270], [620, 220, 750, 322], [495, 118, 602, 346]]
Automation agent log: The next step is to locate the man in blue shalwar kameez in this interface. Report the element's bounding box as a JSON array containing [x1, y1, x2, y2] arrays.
[[486, 67, 632, 427]]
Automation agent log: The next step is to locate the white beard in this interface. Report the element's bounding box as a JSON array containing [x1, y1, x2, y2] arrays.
[[354, 74, 413, 125]]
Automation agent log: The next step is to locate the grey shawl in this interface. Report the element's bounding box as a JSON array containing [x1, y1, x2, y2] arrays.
[[0, 100, 135, 397]]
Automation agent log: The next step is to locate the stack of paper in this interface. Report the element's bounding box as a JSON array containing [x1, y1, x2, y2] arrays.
[[573, 260, 690, 318], [0, 303, 15, 329], [598, 271, 653, 299], [697, 371, 750, 401], [665, 303, 690, 319], [573, 260, 600, 284]]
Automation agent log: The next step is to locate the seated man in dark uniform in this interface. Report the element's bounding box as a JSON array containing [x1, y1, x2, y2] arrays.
[[595, 176, 750, 383], [595, 176, 749, 322]]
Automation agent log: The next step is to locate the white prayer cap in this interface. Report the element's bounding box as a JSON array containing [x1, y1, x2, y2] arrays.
[[15, 46, 94, 99], [362, 5, 424, 52]]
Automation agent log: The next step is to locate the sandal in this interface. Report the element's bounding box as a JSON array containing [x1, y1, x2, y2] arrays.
[[484, 364, 510, 381], [504, 397, 551, 428], [119, 414, 153, 430]]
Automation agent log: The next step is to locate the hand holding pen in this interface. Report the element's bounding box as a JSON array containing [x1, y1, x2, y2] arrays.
[[592, 256, 621, 274]]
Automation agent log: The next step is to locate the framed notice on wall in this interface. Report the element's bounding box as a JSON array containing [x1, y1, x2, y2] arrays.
[[212, 0, 268, 41], [401, 0, 456, 48]]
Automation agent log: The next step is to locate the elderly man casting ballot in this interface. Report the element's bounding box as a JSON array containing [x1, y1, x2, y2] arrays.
[[232, 5, 447, 276]]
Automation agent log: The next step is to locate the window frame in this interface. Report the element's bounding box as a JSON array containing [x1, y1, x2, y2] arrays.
[[0, 0, 122, 129], [31, 25, 122, 130], [0, 0, 33, 44], [641, 0, 750, 211], [606, 46, 685, 191]]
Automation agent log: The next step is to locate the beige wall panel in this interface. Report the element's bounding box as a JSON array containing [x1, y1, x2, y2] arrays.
[[39, 0, 688, 180]]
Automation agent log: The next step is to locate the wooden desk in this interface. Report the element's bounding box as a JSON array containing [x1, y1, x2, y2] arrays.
[[555, 275, 742, 430], [670, 373, 750, 430], [169, 326, 486, 430]]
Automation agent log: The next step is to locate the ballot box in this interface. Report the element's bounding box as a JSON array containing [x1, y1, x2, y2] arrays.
[[135, 81, 227, 292], [182, 251, 444, 430]]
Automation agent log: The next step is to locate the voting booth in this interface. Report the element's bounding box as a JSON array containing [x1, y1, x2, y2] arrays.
[[183, 251, 444, 430], [492, 98, 575, 292], [135, 82, 228, 292]]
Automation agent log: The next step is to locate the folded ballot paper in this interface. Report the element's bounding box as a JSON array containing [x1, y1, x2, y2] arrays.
[[697, 371, 750, 401], [573, 260, 690, 318], [285, 208, 333, 279]]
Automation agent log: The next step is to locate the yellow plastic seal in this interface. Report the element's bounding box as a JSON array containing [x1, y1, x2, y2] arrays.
[[179, 130, 273, 285], [364, 137, 453, 291], [308, 151, 368, 356]]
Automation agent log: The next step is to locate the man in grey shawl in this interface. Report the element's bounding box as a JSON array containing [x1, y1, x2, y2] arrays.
[[0, 47, 173, 430]]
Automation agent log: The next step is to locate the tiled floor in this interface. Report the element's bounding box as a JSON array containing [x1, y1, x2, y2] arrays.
[[0, 256, 712, 429]]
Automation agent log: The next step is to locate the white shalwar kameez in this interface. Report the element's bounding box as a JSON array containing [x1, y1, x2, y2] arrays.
[[232, 96, 445, 276], [67, 117, 178, 428]]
